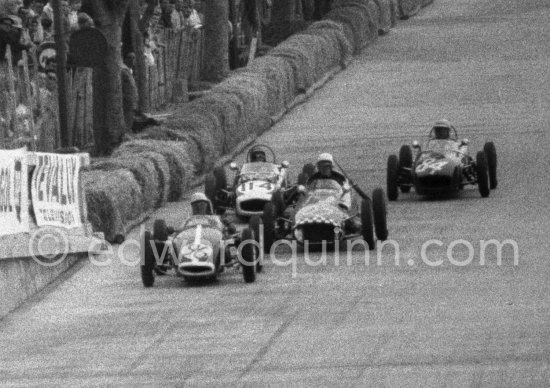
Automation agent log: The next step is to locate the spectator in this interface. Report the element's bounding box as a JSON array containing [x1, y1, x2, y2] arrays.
[[0, 15, 32, 64], [182, 0, 202, 29], [159, 0, 181, 29], [67, 0, 81, 31], [121, 52, 138, 133]]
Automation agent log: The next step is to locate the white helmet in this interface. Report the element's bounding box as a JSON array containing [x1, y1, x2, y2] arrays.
[[317, 153, 334, 165]]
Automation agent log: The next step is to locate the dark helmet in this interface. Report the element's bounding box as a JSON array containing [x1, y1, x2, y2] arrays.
[[250, 149, 266, 162], [190, 192, 213, 215], [432, 119, 452, 140]]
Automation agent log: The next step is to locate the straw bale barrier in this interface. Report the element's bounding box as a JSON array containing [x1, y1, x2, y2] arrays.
[[83, 0, 434, 242]]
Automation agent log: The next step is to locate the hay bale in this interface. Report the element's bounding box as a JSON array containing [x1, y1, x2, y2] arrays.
[[114, 140, 194, 201], [398, 0, 422, 18], [83, 169, 143, 242], [133, 151, 170, 208], [306, 20, 353, 67], [268, 37, 316, 93], [246, 56, 296, 114], [324, 7, 370, 54], [88, 155, 160, 212], [372, 0, 392, 34], [212, 74, 271, 135]]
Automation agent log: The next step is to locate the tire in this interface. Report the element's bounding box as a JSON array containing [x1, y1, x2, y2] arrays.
[[249, 215, 263, 273], [398, 145, 413, 193], [372, 188, 388, 241], [153, 219, 169, 242], [483, 142, 498, 189], [476, 151, 490, 198], [272, 189, 285, 217], [387, 154, 399, 201], [297, 172, 309, 185], [360, 198, 376, 250], [302, 163, 316, 178], [261, 202, 276, 253], [213, 166, 227, 190], [140, 231, 155, 287], [240, 227, 256, 283], [204, 174, 217, 204]]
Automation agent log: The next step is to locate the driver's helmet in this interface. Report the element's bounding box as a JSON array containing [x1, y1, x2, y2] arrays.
[[190, 192, 213, 215], [317, 153, 334, 177], [432, 119, 452, 140], [250, 149, 266, 162]]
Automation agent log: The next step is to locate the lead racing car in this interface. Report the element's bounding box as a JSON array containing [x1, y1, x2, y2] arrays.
[[140, 193, 261, 287], [205, 144, 290, 218], [386, 120, 498, 200], [257, 153, 388, 251]]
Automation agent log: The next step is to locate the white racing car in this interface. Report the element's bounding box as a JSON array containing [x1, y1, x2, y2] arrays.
[[205, 144, 290, 218]]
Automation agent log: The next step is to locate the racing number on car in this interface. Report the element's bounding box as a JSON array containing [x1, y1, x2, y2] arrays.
[[241, 181, 273, 191], [416, 158, 448, 174]]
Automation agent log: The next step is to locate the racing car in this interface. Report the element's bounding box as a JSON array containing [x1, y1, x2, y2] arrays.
[[140, 194, 261, 287], [257, 154, 388, 251], [386, 120, 498, 200], [205, 144, 290, 218]]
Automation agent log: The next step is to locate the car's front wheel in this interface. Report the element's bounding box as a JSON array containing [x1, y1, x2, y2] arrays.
[[476, 151, 490, 198], [240, 227, 256, 283], [387, 154, 399, 201], [249, 215, 263, 273], [483, 142, 498, 189], [361, 198, 376, 250], [141, 231, 155, 287], [372, 188, 388, 241], [261, 202, 276, 253]]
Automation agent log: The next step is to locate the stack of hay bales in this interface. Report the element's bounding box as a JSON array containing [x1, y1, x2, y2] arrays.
[[82, 0, 434, 242]]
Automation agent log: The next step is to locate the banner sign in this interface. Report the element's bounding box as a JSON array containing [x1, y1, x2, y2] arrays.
[[0, 148, 29, 236], [31, 153, 82, 228]]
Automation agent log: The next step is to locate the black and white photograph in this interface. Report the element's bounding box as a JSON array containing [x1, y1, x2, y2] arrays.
[[0, 0, 548, 386]]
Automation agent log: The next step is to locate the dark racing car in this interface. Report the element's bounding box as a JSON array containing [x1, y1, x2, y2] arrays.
[[386, 120, 498, 200], [256, 153, 388, 251]]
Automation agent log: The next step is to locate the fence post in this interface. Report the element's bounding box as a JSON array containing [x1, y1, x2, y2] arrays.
[[21, 51, 37, 151]]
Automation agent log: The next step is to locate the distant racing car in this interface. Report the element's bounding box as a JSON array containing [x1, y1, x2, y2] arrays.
[[205, 144, 290, 218], [386, 120, 498, 200], [140, 194, 261, 287], [258, 154, 388, 251]]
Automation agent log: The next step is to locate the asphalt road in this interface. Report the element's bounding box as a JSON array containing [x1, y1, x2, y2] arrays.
[[1, 0, 549, 386]]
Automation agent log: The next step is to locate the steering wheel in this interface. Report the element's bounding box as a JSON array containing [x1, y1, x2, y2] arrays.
[[246, 144, 277, 163]]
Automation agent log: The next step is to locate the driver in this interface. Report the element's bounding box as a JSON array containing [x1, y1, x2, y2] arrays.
[[189, 192, 237, 236], [308, 153, 346, 186], [250, 149, 267, 163], [190, 192, 213, 215], [432, 119, 453, 140]]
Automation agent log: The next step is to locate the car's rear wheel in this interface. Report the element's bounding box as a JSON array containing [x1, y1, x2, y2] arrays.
[[141, 231, 155, 287], [483, 142, 498, 189], [361, 198, 376, 250], [302, 163, 316, 178], [476, 151, 490, 198], [399, 145, 413, 193], [153, 219, 169, 242], [297, 172, 309, 185], [272, 189, 285, 217], [204, 175, 217, 206], [261, 202, 277, 253], [240, 227, 256, 283], [372, 188, 388, 241], [387, 154, 399, 201], [249, 215, 263, 273]]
